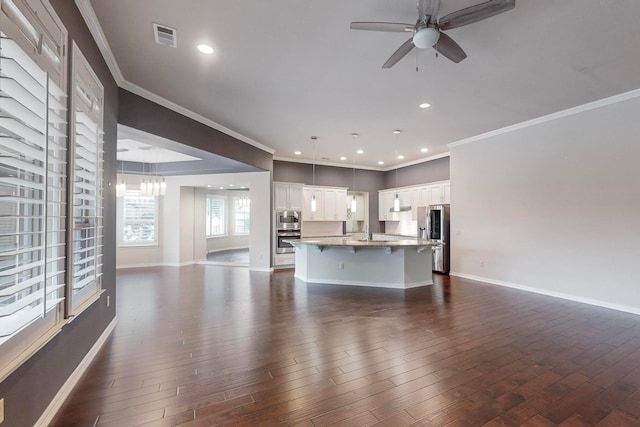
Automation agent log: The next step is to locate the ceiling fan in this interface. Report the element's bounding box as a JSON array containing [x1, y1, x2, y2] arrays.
[[350, 0, 515, 68]]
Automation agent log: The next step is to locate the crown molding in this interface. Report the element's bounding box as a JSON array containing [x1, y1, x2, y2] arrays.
[[120, 80, 275, 154], [275, 151, 450, 172], [448, 88, 640, 149], [75, 0, 124, 84], [74, 0, 275, 155], [273, 156, 383, 171]]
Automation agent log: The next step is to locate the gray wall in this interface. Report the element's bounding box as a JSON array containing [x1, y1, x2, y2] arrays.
[[0, 2, 118, 426], [274, 158, 450, 233], [383, 156, 450, 188], [119, 89, 273, 172]]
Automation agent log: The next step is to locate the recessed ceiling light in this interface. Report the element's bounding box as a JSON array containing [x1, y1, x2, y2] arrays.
[[207, 185, 211, 188], [393, 130, 401, 134], [419, 103, 431, 109], [219, 186, 224, 189], [356, 149, 364, 154], [340, 156, 347, 161], [397, 155, 404, 160], [294, 151, 301, 155], [197, 44, 214, 54], [228, 184, 233, 187], [378, 161, 384, 165], [421, 148, 428, 153]]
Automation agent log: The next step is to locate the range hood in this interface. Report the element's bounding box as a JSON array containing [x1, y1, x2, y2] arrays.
[[389, 206, 412, 212]]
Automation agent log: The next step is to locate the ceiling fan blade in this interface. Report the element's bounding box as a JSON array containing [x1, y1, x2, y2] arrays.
[[382, 38, 415, 68], [418, 0, 441, 24], [438, 0, 515, 31], [350, 22, 413, 32], [433, 31, 467, 63]]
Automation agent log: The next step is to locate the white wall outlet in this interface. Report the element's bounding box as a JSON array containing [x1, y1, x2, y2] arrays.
[[339, 263, 345, 270], [0, 397, 5, 424], [106, 295, 110, 307]]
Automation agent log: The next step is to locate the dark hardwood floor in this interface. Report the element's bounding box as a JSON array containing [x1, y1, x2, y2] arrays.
[[50, 266, 640, 426]]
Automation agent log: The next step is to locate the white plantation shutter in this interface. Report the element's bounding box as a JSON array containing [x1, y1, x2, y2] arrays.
[[0, 0, 67, 357], [121, 190, 156, 245], [233, 196, 250, 235], [68, 42, 103, 313], [206, 194, 225, 236]]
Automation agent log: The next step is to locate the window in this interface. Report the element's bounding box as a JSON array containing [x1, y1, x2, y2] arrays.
[[121, 190, 157, 246], [206, 194, 225, 237], [68, 42, 104, 314], [0, 0, 68, 376], [233, 196, 250, 235]]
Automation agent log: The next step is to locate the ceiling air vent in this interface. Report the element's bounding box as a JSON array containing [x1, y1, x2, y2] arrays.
[[153, 23, 177, 48]]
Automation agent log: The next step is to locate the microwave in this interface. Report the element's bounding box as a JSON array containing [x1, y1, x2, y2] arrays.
[[276, 210, 300, 229]]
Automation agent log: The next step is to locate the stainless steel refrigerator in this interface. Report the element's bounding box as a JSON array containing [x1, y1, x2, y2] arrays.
[[417, 204, 450, 274]]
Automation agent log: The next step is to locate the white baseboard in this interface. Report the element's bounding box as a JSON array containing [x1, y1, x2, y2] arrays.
[[249, 267, 274, 272], [35, 317, 117, 427], [450, 271, 640, 316], [207, 246, 249, 254], [116, 262, 165, 269]]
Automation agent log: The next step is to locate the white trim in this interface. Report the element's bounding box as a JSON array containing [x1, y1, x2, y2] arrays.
[[249, 267, 274, 272], [206, 246, 249, 253], [164, 261, 197, 267], [275, 151, 450, 172], [198, 261, 249, 268], [450, 272, 640, 316], [75, 0, 274, 156], [294, 273, 432, 289], [116, 262, 166, 269], [35, 318, 117, 427], [448, 88, 640, 149], [74, 0, 124, 84]]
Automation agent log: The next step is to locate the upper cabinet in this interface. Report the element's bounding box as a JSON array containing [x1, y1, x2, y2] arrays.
[[274, 182, 303, 210], [302, 185, 347, 221], [378, 190, 397, 221], [380, 180, 451, 221]]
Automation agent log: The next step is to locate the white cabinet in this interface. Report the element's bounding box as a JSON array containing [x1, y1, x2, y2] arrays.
[[442, 182, 451, 204], [380, 180, 451, 221], [378, 190, 397, 221], [324, 187, 346, 221], [274, 253, 295, 267], [302, 187, 323, 221], [274, 182, 303, 210], [302, 186, 347, 221], [425, 182, 450, 205], [323, 188, 337, 220]]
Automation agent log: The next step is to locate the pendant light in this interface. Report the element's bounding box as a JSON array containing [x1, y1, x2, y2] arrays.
[[393, 130, 401, 212], [351, 133, 358, 213], [311, 136, 317, 212]]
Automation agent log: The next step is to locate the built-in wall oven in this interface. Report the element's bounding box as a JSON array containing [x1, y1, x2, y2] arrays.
[[275, 210, 301, 254]]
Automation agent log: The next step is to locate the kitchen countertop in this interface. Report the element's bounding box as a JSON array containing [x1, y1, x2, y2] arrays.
[[290, 236, 441, 249]]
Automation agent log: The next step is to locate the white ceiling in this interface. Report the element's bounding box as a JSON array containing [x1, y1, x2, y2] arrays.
[[85, 0, 640, 170]]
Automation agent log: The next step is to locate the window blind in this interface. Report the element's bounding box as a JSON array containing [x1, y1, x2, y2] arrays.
[[206, 194, 225, 236], [233, 197, 250, 235], [121, 190, 156, 245], [68, 43, 103, 311], [0, 30, 67, 343]]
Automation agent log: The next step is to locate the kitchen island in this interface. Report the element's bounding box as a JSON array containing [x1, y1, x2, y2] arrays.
[[288, 237, 440, 289]]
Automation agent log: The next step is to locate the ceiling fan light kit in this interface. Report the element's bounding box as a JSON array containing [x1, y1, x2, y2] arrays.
[[350, 0, 515, 68], [413, 26, 439, 49]]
